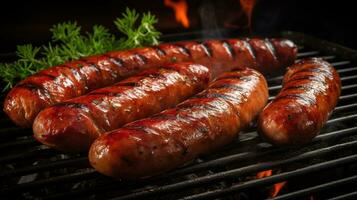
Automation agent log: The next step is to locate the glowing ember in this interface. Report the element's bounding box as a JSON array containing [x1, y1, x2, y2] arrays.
[[271, 181, 287, 198], [239, 0, 256, 30], [256, 170, 287, 198], [164, 0, 190, 28], [256, 169, 272, 179]]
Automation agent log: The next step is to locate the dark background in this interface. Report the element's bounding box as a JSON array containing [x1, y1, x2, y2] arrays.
[[0, 0, 355, 54]]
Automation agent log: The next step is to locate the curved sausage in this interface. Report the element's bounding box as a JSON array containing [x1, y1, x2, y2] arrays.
[[89, 68, 268, 179], [4, 38, 296, 127], [33, 62, 210, 152], [258, 58, 341, 146]]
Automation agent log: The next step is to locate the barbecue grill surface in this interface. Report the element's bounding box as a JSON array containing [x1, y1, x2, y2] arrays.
[[0, 31, 357, 200]]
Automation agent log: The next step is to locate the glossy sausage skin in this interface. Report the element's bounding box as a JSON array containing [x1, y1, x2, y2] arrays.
[[89, 68, 268, 179], [258, 58, 341, 146], [4, 38, 296, 127], [33, 63, 210, 152]]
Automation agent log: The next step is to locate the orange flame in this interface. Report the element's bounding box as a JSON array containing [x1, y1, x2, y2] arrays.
[[239, 0, 256, 30], [164, 0, 190, 28], [256, 170, 287, 198]]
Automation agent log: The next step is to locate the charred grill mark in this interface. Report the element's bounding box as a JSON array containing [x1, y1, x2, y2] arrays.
[[135, 53, 148, 65], [35, 73, 56, 80], [216, 74, 252, 82], [283, 85, 316, 92], [193, 92, 236, 102], [290, 67, 332, 78], [151, 113, 178, 120], [175, 44, 191, 57], [200, 42, 212, 57], [17, 83, 45, 91], [197, 125, 209, 135], [157, 65, 183, 74], [108, 56, 124, 68], [53, 102, 89, 110], [80, 59, 102, 77], [177, 100, 218, 110], [209, 83, 244, 91], [265, 39, 278, 60], [244, 39, 257, 60], [287, 74, 326, 84], [88, 92, 122, 97], [222, 41, 236, 59], [116, 82, 139, 87], [121, 156, 135, 166], [123, 125, 150, 134], [16, 83, 53, 100], [146, 72, 167, 79], [154, 47, 166, 56], [273, 94, 316, 105]]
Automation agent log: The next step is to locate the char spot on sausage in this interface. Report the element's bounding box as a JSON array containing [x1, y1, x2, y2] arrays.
[[197, 125, 209, 134], [222, 41, 236, 59], [121, 156, 135, 166], [200, 42, 212, 57]]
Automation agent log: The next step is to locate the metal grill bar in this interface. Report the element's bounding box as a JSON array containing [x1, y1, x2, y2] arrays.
[[329, 191, 357, 200], [268, 76, 357, 91], [271, 174, 357, 200], [109, 140, 357, 200], [181, 154, 357, 200]]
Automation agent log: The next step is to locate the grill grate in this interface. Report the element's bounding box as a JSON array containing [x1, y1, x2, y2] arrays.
[[0, 31, 357, 200]]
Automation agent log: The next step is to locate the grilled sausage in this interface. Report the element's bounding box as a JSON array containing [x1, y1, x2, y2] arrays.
[[258, 58, 341, 146], [33, 62, 210, 152], [89, 68, 268, 179], [4, 38, 296, 127]]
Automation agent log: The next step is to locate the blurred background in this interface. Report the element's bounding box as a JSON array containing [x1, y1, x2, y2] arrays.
[[0, 0, 355, 53]]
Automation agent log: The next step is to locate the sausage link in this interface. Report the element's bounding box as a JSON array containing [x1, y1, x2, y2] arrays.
[[33, 62, 210, 152], [3, 38, 296, 127], [89, 68, 268, 179], [258, 58, 341, 146]]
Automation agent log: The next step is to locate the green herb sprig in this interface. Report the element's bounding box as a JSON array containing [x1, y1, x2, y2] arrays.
[[0, 8, 161, 91]]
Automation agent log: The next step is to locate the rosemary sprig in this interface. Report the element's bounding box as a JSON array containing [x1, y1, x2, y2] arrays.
[[0, 8, 161, 91]]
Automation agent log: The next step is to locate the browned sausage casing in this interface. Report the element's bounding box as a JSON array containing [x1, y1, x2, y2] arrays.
[[258, 58, 341, 146], [33, 63, 210, 152], [4, 38, 297, 127], [89, 68, 268, 179]]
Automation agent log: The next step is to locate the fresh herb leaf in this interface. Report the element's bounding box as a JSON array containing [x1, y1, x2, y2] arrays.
[[0, 8, 161, 92]]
